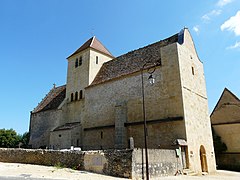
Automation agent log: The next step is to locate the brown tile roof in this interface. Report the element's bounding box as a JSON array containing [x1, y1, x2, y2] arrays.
[[53, 122, 80, 131], [32, 85, 66, 114], [88, 33, 179, 87], [67, 36, 114, 59]]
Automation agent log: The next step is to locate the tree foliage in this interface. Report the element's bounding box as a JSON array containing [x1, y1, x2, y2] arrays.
[[0, 129, 30, 148], [0, 129, 21, 148], [212, 128, 227, 155], [20, 131, 30, 148]]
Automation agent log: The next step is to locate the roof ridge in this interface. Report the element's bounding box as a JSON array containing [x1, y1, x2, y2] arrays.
[[33, 88, 55, 112], [211, 87, 240, 117], [32, 85, 66, 113], [224, 87, 240, 102], [67, 36, 114, 59], [90, 36, 95, 47], [99, 33, 178, 67]]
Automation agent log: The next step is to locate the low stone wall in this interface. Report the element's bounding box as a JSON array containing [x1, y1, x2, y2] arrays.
[[132, 149, 182, 179], [0, 148, 181, 179], [0, 148, 132, 178], [0, 148, 84, 169]]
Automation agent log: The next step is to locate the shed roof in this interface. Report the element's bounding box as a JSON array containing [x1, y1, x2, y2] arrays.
[[53, 122, 80, 132]]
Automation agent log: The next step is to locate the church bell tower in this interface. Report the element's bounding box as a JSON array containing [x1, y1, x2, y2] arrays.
[[66, 36, 114, 102]]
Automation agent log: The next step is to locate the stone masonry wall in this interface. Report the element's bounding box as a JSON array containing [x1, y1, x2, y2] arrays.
[[0, 148, 131, 178], [0, 148, 84, 169], [132, 149, 182, 179], [177, 29, 216, 173], [83, 39, 186, 150], [29, 109, 63, 149], [0, 148, 182, 179], [216, 153, 240, 171]]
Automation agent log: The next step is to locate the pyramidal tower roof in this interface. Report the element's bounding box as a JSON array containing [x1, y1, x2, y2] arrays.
[[67, 36, 114, 59]]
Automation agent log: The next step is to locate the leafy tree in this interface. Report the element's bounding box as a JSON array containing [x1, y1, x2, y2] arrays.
[[0, 129, 21, 148], [212, 128, 227, 155], [20, 131, 30, 148]]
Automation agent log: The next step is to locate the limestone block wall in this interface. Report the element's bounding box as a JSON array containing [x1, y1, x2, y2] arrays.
[[49, 130, 71, 150], [0, 148, 84, 169], [216, 153, 240, 171], [213, 124, 240, 153], [61, 100, 84, 124], [0, 148, 131, 178], [29, 109, 63, 149], [211, 90, 240, 125], [211, 105, 240, 124], [177, 29, 216, 173], [83, 41, 186, 150], [210, 88, 240, 170], [49, 125, 82, 150], [66, 50, 90, 101], [89, 49, 113, 84], [132, 149, 182, 179], [0, 148, 182, 179], [66, 49, 112, 103], [83, 128, 115, 150]]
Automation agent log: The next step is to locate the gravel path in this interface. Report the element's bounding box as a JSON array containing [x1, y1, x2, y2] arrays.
[[0, 162, 125, 180], [0, 162, 239, 180]]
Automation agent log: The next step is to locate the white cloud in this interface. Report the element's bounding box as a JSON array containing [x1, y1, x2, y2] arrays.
[[193, 26, 200, 34], [227, 41, 240, 49], [217, 0, 234, 7], [221, 11, 240, 36], [202, 10, 222, 22]]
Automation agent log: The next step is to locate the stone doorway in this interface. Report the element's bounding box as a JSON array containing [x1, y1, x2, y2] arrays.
[[200, 145, 208, 172]]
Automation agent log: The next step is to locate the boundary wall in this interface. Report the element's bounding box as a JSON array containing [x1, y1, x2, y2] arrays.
[[0, 148, 182, 179]]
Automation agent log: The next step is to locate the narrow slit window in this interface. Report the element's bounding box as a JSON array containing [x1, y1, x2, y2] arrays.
[[79, 56, 82, 66], [79, 90, 83, 99], [96, 56, 98, 64], [75, 91, 78, 101], [75, 58, 78, 68], [192, 67, 195, 75], [101, 131, 103, 139]]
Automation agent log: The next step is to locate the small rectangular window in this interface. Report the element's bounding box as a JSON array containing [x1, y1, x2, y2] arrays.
[[192, 67, 195, 75], [71, 93, 74, 102]]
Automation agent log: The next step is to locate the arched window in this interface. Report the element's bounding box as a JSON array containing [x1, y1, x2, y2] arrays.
[[79, 56, 82, 66], [71, 93, 74, 102], [75, 58, 78, 68], [79, 90, 83, 99], [75, 91, 78, 101]]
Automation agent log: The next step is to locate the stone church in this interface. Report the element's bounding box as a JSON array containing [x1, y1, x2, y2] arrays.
[[29, 28, 216, 173]]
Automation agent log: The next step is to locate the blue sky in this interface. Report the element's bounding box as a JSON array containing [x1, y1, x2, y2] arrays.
[[0, 0, 239, 134]]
